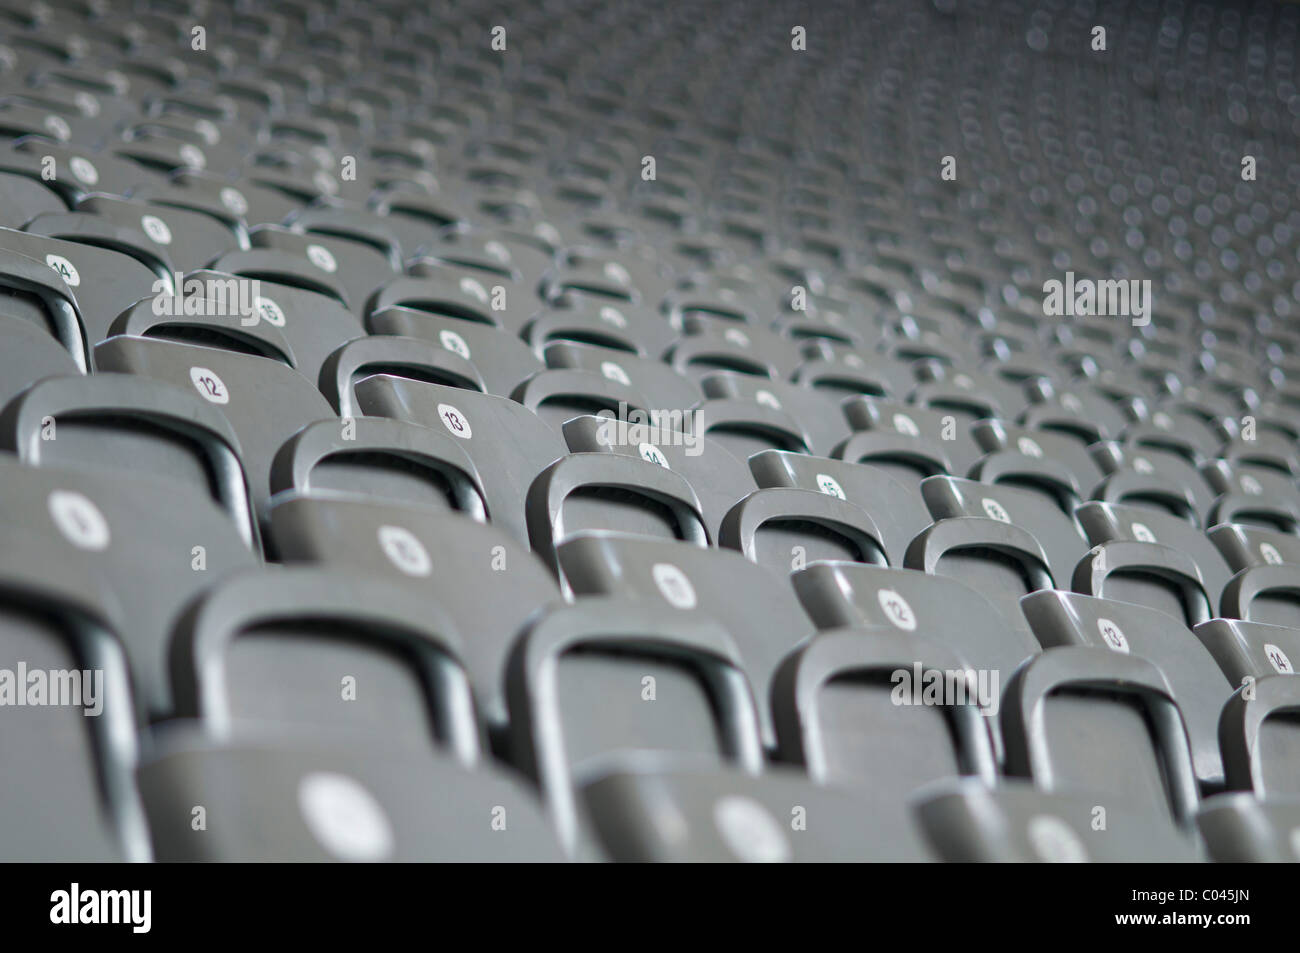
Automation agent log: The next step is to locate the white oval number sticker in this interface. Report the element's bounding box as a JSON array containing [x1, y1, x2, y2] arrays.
[[140, 214, 172, 245], [298, 772, 395, 862], [188, 366, 228, 403], [1097, 617, 1130, 654], [982, 497, 1011, 523], [1027, 814, 1088, 863], [254, 296, 285, 327], [1130, 522, 1156, 543], [652, 562, 696, 609], [70, 156, 98, 185], [600, 361, 630, 386], [189, 366, 229, 404], [816, 473, 846, 500], [1263, 643, 1294, 675], [45, 254, 80, 287], [439, 329, 471, 360], [877, 588, 916, 631], [306, 243, 337, 273], [639, 443, 669, 468], [48, 490, 110, 551], [437, 403, 471, 439], [713, 795, 791, 863], [377, 525, 432, 577]]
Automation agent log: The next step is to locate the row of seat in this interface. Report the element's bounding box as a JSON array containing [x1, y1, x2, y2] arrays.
[[8, 538, 1300, 861]]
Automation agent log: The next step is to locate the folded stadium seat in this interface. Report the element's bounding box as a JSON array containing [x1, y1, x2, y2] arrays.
[[93, 310, 337, 514], [0, 247, 87, 380], [1218, 674, 1300, 801], [0, 225, 159, 346], [289, 204, 407, 267], [267, 415, 488, 519], [167, 568, 484, 760], [534, 293, 677, 356], [1090, 441, 1216, 525], [0, 457, 257, 716], [1074, 500, 1231, 623], [965, 443, 1084, 517], [909, 382, 1019, 462], [0, 311, 81, 407], [837, 397, 958, 483], [353, 374, 567, 545], [412, 226, 555, 290], [72, 195, 241, 273], [0, 140, 159, 205], [556, 532, 816, 747], [1193, 617, 1300, 697], [541, 245, 676, 313], [1220, 429, 1300, 481], [524, 303, 649, 359], [699, 371, 854, 458], [177, 269, 365, 381], [1019, 389, 1129, 462], [1218, 564, 1300, 629], [1000, 646, 1202, 828], [0, 536, 149, 860], [665, 321, 804, 386], [367, 271, 535, 336], [780, 289, 878, 340], [789, 351, 916, 405], [902, 502, 1053, 651], [583, 762, 936, 862], [716, 479, 889, 572], [919, 475, 1090, 590], [318, 335, 487, 417], [916, 779, 1202, 862], [770, 628, 998, 837], [1201, 458, 1300, 532], [505, 599, 765, 853], [0, 372, 259, 549], [794, 560, 1037, 670], [526, 450, 710, 576], [542, 341, 702, 412], [748, 449, 930, 567], [1121, 411, 1226, 472], [101, 277, 285, 371], [885, 322, 981, 374], [0, 169, 66, 226], [1196, 794, 1300, 862], [1210, 524, 1300, 580], [687, 396, 813, 463], [560, 413, 757, 542], [113, 131, 235, 184], [769, 316, 868, 364], [367, 187, 472, 255], [665, 279, 770, 332], [790, 561, 1037, 759], [20, 207, 169, 284], [511, 367, 656, 435], [367, 304, 543, 398], [204, 246, 352, 311], [139, 731, 566, 861], [267, 497, 561, 728], [147, 170, 301, 230], [1087, 367, 1158, 425], [1021, 590, 1233, 790], [246, 224, 398, 318], [972, 418, 1106, 501]]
